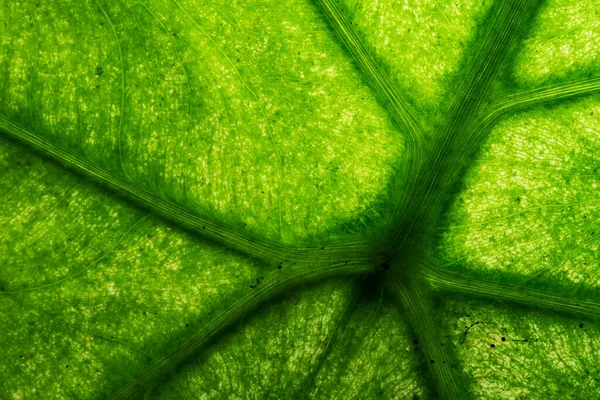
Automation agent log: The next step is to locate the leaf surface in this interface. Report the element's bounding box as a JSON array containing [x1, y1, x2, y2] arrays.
[[1, 0, 600, 398]]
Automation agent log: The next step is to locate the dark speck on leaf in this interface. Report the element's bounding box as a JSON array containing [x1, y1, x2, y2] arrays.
[[381, 262, 391, 272], [490, 344, 495, 348], [430, 360, 435, 364], [579, 323, 584, 328], [413, 339, 419, 345], [250, 277, 264, 289], [277, 265, 282, 269], [95, 66, 103, 76], [501, 337, 506, 341]]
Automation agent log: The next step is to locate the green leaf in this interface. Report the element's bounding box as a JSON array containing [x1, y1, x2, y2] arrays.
[[1, 0, 599, 398]]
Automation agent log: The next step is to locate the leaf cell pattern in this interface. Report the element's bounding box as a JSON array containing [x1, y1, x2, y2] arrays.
[[1, 0, 599, 399]]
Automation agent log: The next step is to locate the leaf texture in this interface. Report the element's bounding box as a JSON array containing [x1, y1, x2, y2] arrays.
[[1, 0, 600, 399]]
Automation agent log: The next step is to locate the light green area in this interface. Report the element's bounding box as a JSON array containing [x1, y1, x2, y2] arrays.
[[514, 0, 600, 87], [339, 0, 493, 114], [0, 0, 403, 244], [438, 96, 600, 292], [1, 0, 600, 399], [441, 297, 600, 398]]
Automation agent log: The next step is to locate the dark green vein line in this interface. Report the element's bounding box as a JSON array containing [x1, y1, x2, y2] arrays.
[[6, 294, 154, 361], [135, 0, 194, 202], [107, 261, 371, 399], [388, 274, 459, 400], [313, 0, 428, 243], [53, 0, 85, 148], [25, 0, 41, 136], [382, 2, 546, 397], [93, 0, 128, 179], [312, 0, 422, 142], [388, 0, 544, 258], [0, 117, 372, 266], [2, 214, 150, 295], [423, 264, 600, 320], [485, 75, 600, 122], [312, 0, 423, 194], [454, 75, 600, 166], [297, 274, 372, 398], [171, 0, 286, 237], [9, 178, 86, 244]]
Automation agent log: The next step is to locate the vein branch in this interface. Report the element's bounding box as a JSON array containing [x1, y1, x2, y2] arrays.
[[387, 0, 546, 258], [380, 1, 549, 397], [108, 261, 372, 399], [423, 264, 600, 320], [456, 75, 600, 166], [491, 75, 600, 117], [0, 117, 372, 266], [387, 273, 460, 400], [312, 0, 423, 160], [296, 274, 373, 398]]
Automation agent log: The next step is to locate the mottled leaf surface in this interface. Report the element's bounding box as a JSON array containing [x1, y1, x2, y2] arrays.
[[1, 0, 599, 399]]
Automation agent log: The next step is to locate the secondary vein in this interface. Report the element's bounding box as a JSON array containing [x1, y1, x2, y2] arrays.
[[0, 116, 372, 266], [423, 264, 600, 320], [107, 261, 372, 399]]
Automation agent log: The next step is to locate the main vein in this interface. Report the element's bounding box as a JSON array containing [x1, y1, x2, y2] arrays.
[[388, 0, 545, 259]]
